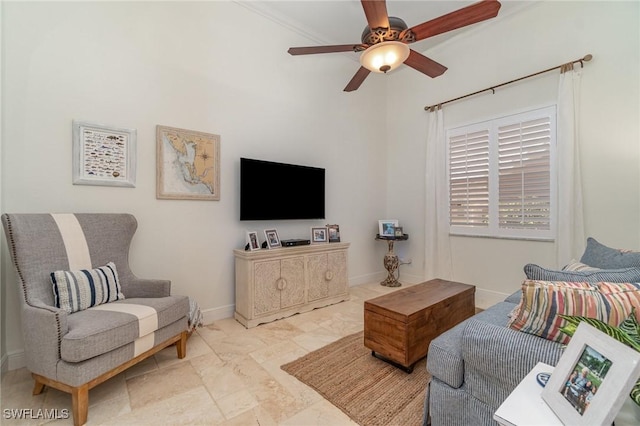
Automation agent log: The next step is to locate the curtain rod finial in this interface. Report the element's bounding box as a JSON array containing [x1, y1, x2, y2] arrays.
[[583, 54, 593, 62]]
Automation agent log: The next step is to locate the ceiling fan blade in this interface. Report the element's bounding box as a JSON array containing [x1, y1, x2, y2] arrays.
[[404, 50, 448, 78], [409, 0, 501, 41], [288, 45, 359, 55], [344, 67, 371, 92], [361, 0, 390, 30]]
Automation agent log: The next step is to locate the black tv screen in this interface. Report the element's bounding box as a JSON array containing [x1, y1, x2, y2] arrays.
[[240, 158, 325, 221]]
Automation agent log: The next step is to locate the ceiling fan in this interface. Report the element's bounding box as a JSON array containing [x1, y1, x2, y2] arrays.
[[288, 0, 501, 92]]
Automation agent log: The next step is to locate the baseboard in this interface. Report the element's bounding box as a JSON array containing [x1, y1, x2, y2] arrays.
[[348, 272, 386, 286], [2, 349, 27, 372], [1, 353, 7, 376], [475, 288, 510, 310], [201, 303, 235, 326]]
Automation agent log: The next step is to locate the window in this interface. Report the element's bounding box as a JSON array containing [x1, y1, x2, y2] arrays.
[[447, 106, 556, 240]]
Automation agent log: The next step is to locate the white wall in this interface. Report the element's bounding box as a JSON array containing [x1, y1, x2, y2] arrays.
[[386, 1, 640, 307], [0, 1, 390, 368]]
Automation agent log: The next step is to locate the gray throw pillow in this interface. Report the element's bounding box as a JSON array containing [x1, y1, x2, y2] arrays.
[[524, 263, 640, 282], [580, 237, 640, 269]]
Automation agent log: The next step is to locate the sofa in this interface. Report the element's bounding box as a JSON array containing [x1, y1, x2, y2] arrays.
[[423, 238, 640, 425]]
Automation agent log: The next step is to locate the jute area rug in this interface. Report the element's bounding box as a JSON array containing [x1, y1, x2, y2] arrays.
[[281, 331, 429, 426]]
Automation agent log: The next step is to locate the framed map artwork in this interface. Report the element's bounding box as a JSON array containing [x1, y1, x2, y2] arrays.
[[72, 120, 136, 187], [156, 125, 221, 200]]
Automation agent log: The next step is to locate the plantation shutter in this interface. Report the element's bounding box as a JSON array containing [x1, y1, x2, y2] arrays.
[[449, 129, 490, 227], [497, 117, 551, 230]]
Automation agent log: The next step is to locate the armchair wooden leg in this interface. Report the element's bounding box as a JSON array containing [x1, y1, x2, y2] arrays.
[[71, 384, 89, 426], [177, 331, 187, 359], [32, 376, 46, 395]]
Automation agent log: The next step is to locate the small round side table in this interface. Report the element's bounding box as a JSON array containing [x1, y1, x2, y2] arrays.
[[375, 234, 409, 287]]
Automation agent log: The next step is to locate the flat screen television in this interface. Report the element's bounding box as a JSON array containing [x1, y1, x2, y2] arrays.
[[240, 158, 325, 221]]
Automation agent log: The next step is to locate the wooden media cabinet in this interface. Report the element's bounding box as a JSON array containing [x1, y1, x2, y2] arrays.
[[234, 242, 350, 328]]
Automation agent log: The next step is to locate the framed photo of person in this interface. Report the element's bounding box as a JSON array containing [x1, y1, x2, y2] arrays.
[[246, 231, 260, 251], [311, 227, 328, 244], [541, 322, 640, 426], [264, 229, 281, 249], [327, 224, 341, 242], [378, 220, 399, 237]]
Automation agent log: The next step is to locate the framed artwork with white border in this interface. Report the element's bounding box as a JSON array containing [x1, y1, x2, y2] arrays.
[[378, 220, 399, 237], [264, 229, 281, 249], [246, 231, 260, 251], [541, 322, 640, 426], [311, 227, 328, 244], [72, 120, 136, 187]]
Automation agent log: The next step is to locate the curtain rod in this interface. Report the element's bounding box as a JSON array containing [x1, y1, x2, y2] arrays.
[[424, 54, 593, 111]]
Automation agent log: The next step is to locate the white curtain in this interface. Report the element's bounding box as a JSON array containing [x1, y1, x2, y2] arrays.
[[555, 64, 586, 266], [424, 106, 453, 280]]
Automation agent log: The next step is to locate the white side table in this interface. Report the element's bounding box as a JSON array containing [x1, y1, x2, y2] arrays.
[[494, 362, 640, 426]]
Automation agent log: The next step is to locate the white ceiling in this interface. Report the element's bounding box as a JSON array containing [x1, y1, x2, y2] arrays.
[[240, 1, 534, 53]]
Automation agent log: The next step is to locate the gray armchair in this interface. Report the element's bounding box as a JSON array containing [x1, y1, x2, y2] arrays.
[[2, 213, 189, 426]]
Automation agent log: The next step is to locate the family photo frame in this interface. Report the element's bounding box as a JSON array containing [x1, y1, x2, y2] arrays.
[[264, 229, 281, 249], [378, 219, 399, 237], [327, 224, 341, 242], [541, 322, 640, 426], [311, 227, 328, 244], [246, 231, 260, 251]]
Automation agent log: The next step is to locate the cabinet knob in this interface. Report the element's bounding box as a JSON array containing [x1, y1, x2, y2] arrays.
[[276, 278, 287, 290], [325, 271, 334, 281]]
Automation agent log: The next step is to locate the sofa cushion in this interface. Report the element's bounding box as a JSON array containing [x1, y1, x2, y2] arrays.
[[507, 280, 640, 344], [562, 259, 600, 272], [580, 237, 640, 268], [524, 263, 640, 282], [51, 262, 124, 314], [61, 295, 189, 362]]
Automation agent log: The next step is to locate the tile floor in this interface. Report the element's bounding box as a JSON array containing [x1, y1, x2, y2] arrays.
[[1, 281, 409, 425]]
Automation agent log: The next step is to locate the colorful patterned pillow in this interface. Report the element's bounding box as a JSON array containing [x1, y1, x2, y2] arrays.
[[507, 280, 640, 344], [51, 262, 124, 313], [524, 263, 640, 282], [580, 237, 640, 268]]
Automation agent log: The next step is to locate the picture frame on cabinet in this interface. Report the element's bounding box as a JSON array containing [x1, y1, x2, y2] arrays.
[[264, 229, 281, 249], [327, 224, 341, 242], [72, 120, 136, 188], [541, 322, 640, 426], [246, 231, 260, 251], [378, 220, 399, 237], [311, 227, 328, 244]]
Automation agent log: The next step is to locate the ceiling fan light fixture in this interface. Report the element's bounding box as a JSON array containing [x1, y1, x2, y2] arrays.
[[359, 41, 410, 74]]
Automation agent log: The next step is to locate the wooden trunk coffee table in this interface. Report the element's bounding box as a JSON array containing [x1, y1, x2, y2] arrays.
[[364, 279, 475, 372]]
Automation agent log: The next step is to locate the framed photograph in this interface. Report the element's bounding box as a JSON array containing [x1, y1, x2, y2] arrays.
[[327, 224, 341, 243], [394, 226, 404, 237], [264, 229, 281, 249], [311, 227, 328, 244], [378, 220, 399, 237], [72, 120, 136, 187], [541, 322, 640, 426], [156, 125, 220, 200], [246, 231, 260, 251]]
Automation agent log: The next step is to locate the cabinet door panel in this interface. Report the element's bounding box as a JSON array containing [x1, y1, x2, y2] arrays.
[[328, 250, 348, 296], [253, 260, 281, 316], [308, 254, 329, 301], [280, 257, 305, 308]]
